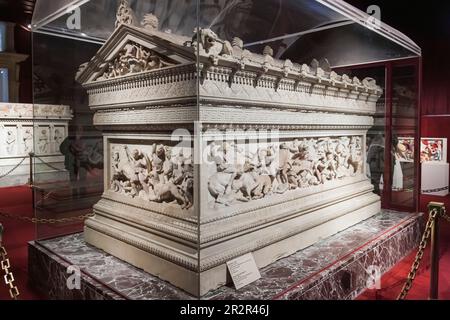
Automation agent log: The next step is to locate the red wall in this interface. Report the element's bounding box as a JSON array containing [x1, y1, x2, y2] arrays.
[[421, 41, 450, 116], [420, 39, 450, 211], [421, 116, 450, 162]]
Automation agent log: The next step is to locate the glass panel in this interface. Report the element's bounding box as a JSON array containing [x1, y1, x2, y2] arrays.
[[32, 0, 421, 65], [32, 0, 86, 28], [32, 31, 102, 240], [0, 22, 6, 52], [330, 66, 387, 199], [0, 68, 8, 102], [390, 64, 418, 210], [33, 0, 199, 43], [28, 0, 421, 297], [195, 0, 417, 68], [277, 23, 416, 68], [33, 0, 200, 281]]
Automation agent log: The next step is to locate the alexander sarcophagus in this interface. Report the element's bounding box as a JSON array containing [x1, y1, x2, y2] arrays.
[[75, 9, 382, 296]]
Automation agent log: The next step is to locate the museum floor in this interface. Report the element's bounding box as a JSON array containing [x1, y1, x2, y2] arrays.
[[1, 186, 450, 300]]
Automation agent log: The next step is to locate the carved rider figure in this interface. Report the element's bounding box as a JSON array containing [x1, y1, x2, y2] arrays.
[[124, 146, 148, 196]]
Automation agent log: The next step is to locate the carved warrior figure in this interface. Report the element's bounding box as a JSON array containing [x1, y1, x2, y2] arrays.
[[115, 0, 135, 28], [22, 129, 33, 153], [38, 129, 49, 154], [54, 129, 64, 147], [110, 144, 193, 210], [97, 42, 174, 81], [5, 130, 16, 155], [207, 136, 364, 207]]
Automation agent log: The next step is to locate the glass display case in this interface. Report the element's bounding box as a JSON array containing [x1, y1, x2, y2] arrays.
[[29, 0, 422, 298]]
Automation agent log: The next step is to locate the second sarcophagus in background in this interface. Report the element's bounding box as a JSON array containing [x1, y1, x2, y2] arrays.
[[0, 103, 72, 187]]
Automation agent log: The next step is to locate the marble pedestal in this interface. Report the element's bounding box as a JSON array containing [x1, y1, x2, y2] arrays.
[[28, 210, 422, 300]]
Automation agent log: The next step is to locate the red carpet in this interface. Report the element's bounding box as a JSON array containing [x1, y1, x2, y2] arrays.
[[1, 185, 450, 300], [0, 186, 43, 300], [358, 194, 450, 300]]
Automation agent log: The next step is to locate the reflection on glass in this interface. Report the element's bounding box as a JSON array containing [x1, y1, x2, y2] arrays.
[[367, 134, 385, 195], [390, 65, 417, 209], [33, 32, 103, 240], [0, 22, 5, 52], [335, 66, 386, 197]]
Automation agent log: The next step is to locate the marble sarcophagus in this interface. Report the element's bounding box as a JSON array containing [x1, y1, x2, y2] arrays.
[[0, 103, 72, 187], [76, 12, 383, 297]]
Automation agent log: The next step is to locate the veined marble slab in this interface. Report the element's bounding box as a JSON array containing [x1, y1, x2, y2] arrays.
[[29, 210, 422, 300]]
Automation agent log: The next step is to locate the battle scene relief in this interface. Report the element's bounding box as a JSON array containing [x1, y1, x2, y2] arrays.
[[110, 143, 194, 211], [207, 136, 364, 208]]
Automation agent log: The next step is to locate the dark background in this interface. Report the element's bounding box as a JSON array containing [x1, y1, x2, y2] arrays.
[[347, 0, 450, 116]]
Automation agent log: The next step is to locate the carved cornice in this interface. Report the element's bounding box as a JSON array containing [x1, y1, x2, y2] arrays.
[[78, 24, 382, 116], [91, 104, 373, 130], [85, 63, 197, 91]]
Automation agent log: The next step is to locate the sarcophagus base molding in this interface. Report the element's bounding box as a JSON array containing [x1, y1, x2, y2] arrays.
[[85, 178, 379, 296]]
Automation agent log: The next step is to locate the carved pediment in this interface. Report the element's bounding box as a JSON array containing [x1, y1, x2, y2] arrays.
[[95, 41, 177, 81]]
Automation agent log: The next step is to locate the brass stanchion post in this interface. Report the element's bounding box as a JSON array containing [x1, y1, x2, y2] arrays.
[[29, 152, 35, 209], [428, 202, 444, 300]]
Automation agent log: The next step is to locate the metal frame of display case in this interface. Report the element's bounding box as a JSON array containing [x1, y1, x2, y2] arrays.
[[29, 0, 424, 235], [335, 56, 422, 213], [20, 0, 426, 300]]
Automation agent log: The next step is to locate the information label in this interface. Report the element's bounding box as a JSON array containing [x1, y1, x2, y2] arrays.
[[226, 253, 261, 290]]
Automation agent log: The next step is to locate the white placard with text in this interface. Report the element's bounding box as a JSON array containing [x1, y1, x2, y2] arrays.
[[226, 253, 261, 290]]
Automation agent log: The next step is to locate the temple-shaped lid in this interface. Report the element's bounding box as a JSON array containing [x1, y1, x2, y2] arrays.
[[31, 0, 421, 67]]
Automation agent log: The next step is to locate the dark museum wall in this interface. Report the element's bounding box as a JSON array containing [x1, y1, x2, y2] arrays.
[[347, 0, 450, 115], [0, 0, 34, 103], [348, 0, 450, 196]]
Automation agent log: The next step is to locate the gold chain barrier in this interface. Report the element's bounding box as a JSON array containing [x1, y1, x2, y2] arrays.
[[0, 224, 20, 300], [0, 211, 94, 225], [397, 203, 447, 300], [0, 211, 95, 299]]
